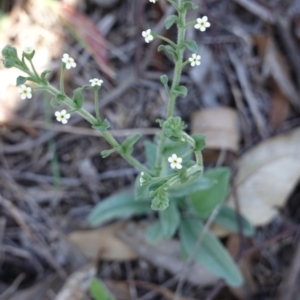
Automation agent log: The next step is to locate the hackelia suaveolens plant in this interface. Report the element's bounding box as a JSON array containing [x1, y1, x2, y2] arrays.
[[168, 154, 183, 170], [89, 78, 103, 87], [194, 16, 211, 32], [142, 29, 154, 43], [18, 85, 32, 99], [55, 110, 71, 124], [189, 54, 201, 66], [62, 53, 76, 69]]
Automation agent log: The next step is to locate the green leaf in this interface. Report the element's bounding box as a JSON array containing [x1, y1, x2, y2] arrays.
[[160, 74, 168, 85], [93, 119, 110, 132], [179, 218, 243, 286], [88, 190, 151, 226], [189, 167, 230, 219], [214, 205, 254, 236], [181, 40, 198, 53], [56, 93, 66, 101], [121, 134, 142, 155], [16, 76, 27, 86], [144, 141, 157, 170], [164, 15, 178, 29], [157, 45, 177, 60], [159, 201, 180, 238], [192, 134, 206, 151], [146, 221, 164, 244], [41, 70, 52, 84], [101, 148, 116, 158], [169, 175, 214, 197], [173, 86, 187, 98], [50, 96, 62, 107], [182, 1, 198, 10], [89, 279, 108, 300]]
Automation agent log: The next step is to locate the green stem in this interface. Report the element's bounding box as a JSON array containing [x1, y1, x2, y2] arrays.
[[94, 88, 101, 122], [184, 20, 197, 29], [152, 33, 177, 49], [154, 0, 186, 176], [60, 64, 65, 94], [29, 59, 40, 79], [44, 84, 151, 174], [180, 59, 191, 69], [167, 0, 179, 11]]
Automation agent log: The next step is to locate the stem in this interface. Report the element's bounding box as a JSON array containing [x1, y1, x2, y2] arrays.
[[94, 88, 101, 122], [153, 34, 177, 49], [29, 59, 40, 79], [44, 84, 151, 174], [184, 20, 197, 29], [155, 0, 186, 176], [167, 0, 179, 11], [60, 64, 65, 94]]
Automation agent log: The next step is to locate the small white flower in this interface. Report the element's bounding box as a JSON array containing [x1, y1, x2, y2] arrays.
[[149, 0, 157, 2], [55, 110, 71, 124], [168, 154, 183, 170], [18, 85, 32, 100], [142, 29, 154, 43], [61, 53, 76, 69], [23, 46, 34, 54], [194, 16, 211, 32], [140, 172, 145, 186], [89, 78, 103, 87], [189, 53, 201, 67]]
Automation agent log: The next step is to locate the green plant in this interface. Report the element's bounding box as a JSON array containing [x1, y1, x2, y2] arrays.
[[1, 0, 254, 287], [89, 278, 115, 300]]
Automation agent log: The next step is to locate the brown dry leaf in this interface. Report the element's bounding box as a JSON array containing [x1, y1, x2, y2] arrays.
[[263, 39, 300, 111], [68, 222, 138, 261], [227, 128, 300, 226], [56, 3, 115, 79], [191, 107, 240, 152], [227, 234, 256, 299], [269, 80, 290, 130], [118, 222, 218, 287]]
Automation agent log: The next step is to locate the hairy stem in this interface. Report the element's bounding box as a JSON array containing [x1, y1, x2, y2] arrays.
[[44, 84, 151, 174]]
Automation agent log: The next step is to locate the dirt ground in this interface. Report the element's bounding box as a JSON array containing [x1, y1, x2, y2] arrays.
[[1, 0, 300, 299]]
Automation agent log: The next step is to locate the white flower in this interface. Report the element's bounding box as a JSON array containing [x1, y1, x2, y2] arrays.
[[140, 172, 145, 186], [61, 53, 76, 69], [18, 85, 32, 100], [194, 16, 211, 32], [149, 0, 157, 2], [89, 78, 103, 87], [55, 110, 71, 124], [189, 53, 201, 67], [168, 154, 183, 170], [23, 46, 34, 54], [142, 29, 154, 43]]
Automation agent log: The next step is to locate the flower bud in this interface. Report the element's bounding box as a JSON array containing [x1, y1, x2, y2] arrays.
[[2, 45, 17, 58], [3, 58, 14, 68]]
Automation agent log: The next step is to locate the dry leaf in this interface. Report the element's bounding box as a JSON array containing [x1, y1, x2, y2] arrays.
[[118, 222, 218, 287], [227, 128, 300, 226], [192, 107, 240, 152], [269, 80, 290, 130], [68, 222, 138, 261]]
